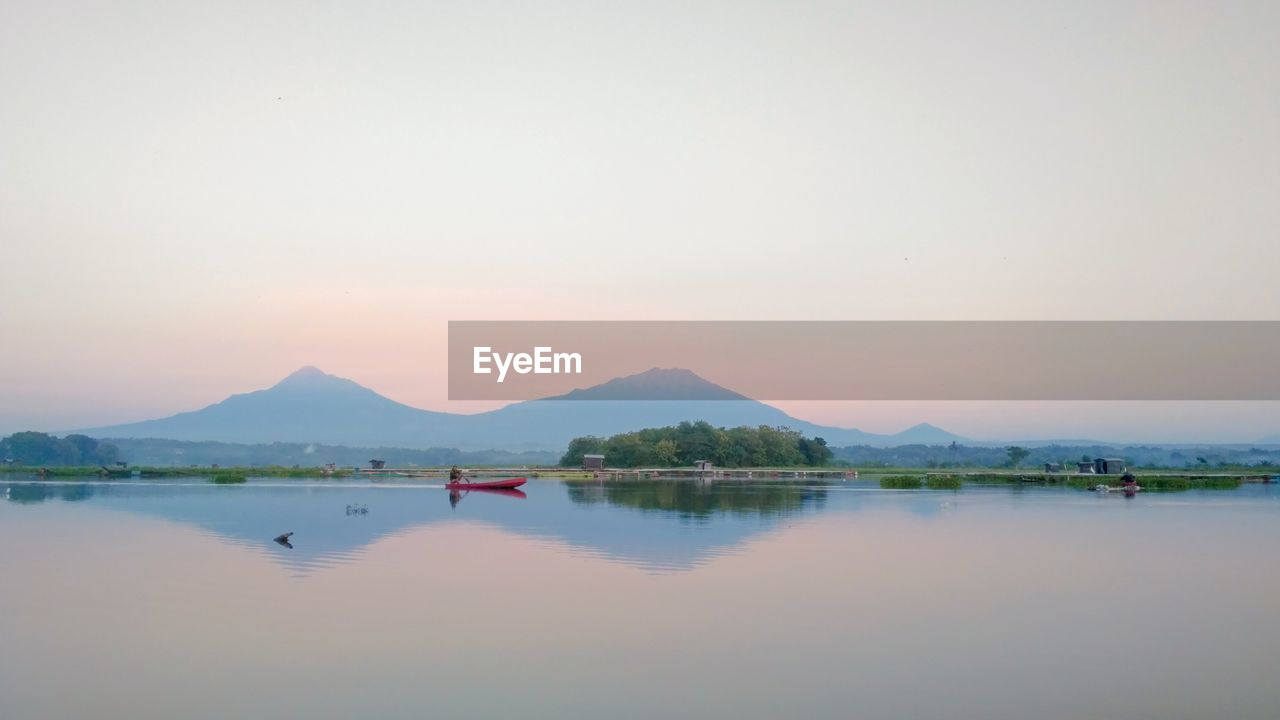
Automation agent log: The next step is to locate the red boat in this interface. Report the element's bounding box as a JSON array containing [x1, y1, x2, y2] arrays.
[[459, 487, 527, 499], [445, 477, 526, 491]]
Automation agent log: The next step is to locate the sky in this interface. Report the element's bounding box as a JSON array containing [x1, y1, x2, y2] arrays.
[[2, 0, 1278, 441]]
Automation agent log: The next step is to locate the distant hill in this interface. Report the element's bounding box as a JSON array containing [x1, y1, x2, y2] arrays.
[[78, 366, 464, 447], [546, 368, 749, 400], [884, 422, 966, 444], [76, 366, 966, 451]]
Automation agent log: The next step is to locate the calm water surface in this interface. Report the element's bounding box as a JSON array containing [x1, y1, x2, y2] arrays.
[[2, 477, 1278, 719]]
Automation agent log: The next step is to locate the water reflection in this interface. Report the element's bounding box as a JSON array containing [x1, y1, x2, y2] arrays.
[[565, 478, 828, 520], [4, 481, 95, 504], [5, 478, 1277, 576], [450, 487, 527, 507], [0, 478, 836, 573], [3, 478, 1280, 720]]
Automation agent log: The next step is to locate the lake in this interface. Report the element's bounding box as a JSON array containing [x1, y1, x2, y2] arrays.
[[2, 477, 1278, 719]]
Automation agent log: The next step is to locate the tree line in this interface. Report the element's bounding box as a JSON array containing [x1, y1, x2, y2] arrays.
[[0, 432, 559, 468], [1, 432, 121, 466], [559, 421, 833, 468]]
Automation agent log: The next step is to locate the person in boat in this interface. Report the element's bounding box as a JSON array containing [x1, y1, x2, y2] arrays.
[[449, 465, 467, 484], [1121, 472, 1139, 495]]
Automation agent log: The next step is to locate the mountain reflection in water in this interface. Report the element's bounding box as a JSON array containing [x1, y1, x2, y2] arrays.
[[2, 477, 838, 573], [5, 477, 1279, 720]]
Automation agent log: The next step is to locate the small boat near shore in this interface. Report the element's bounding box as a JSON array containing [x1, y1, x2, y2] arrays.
[[445, 477, 526, 491]]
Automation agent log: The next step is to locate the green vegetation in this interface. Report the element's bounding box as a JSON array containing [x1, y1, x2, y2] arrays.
[[105, 437, 556, 468], [158, 466, 355, 478], [1083, 475, 1242, 492], [872, 471, 1249, 493], [962, 473, 1025, 484], [880, 475, 923, 489], [0, 432, 120, 466], [925, 474, 962, 490], [879, 474, 965, 489], [0, 432, 556, 470], [2, 465, 104, 477], [1006, 446, 1030, 468], [215, 467, 351, 478], [210, 473, 247, 484], [560, 421, 833, 468], [0, 464, 357, 478], [833, 443, 1280, 471], [1162, 476, 1242, 490]]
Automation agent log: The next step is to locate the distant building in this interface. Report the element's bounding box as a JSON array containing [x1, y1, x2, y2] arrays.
[[582, 454, 605, 469], [1094, 457, 1127, 475], [368, 459, 386, 470], [1043, 462, 1063, 473], [694, 460, 714, 471], [1077, 462, 1096, 474]]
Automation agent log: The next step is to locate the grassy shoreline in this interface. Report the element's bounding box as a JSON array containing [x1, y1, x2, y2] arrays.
[[883, 471, 1257, 492], [0, 465, 357, 478], [2, 464, 1272, 493]]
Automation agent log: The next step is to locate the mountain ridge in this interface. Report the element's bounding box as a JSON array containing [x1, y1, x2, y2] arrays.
[[75, 366, 964, 451]]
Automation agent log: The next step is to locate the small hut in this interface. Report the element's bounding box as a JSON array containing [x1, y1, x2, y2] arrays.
[[582, 454, 605, 470], [1043, 462, 1063, 473], [1093, 458, 1127, 475], [368, 459, 386, 470]]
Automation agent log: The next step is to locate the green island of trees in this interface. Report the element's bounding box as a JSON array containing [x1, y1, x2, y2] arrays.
[[559, 421, 833, 468], [0, 431, 120, 466]]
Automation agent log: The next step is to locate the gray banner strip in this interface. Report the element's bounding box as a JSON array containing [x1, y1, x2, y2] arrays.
[[448, 321, 1280, 401]]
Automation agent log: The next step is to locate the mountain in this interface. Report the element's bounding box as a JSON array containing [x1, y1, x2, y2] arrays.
[[77, 366, 964, 452], [546, 368, 749, 400], [886, 422, 966, 444], [78, 366, 463, 447]]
